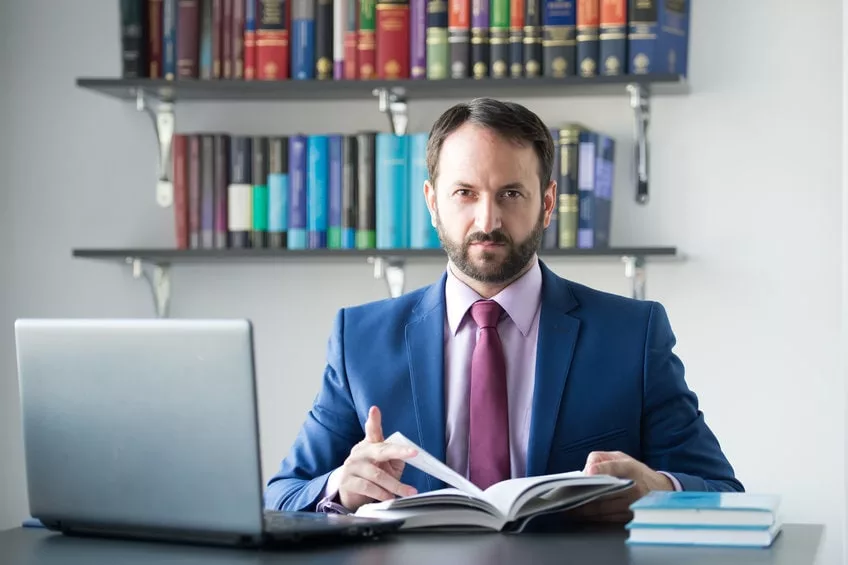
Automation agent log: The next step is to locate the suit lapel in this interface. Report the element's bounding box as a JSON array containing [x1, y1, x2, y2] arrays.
[[526, 262, 580, 477], [405, 274, 448, 491]]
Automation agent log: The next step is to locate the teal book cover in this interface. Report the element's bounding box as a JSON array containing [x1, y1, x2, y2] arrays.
[[408, 132, 439, 249], [376, 133, 410, 250]]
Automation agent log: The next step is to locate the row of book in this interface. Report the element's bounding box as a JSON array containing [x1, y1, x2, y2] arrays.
[[170, 126, 614, 251], [120, 0, 689, 81]]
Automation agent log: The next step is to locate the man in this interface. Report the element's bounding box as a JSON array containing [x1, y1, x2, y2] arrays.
[[265, 98, 743, 522]]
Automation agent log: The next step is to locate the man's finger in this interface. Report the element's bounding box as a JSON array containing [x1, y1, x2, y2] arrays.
[[346, 476, 396, 503], [349, 460, 417, 497], [365, 406, 384, 443], [585, 458, 639, 479], [372, 442, 417, 463]]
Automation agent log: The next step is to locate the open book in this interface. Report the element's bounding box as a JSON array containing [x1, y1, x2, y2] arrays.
[[353, 431, 634, 532]]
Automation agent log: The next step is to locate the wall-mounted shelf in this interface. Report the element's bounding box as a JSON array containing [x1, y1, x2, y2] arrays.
[[75, 73, 687, 206], [72, 246, 682, 318]]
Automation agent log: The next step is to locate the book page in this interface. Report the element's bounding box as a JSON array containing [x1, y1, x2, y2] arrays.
[[384, 432, 485, 498]]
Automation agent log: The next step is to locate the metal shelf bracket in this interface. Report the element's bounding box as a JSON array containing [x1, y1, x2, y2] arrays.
[[368, 256, 406, 298], [373, 87, 409, 135], [627, 83, 650, 205], [136, 90, 175, 208], [128, 257, 172, 318], [622, 255, 646, 301]]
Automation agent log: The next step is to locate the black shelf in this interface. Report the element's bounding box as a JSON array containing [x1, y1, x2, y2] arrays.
[[72, 246, 679, 263], [75, 74, 688, 103]]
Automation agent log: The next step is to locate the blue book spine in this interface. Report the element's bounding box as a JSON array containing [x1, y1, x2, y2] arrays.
[[292, 0, 316, 79], [542, 0, 576, 77], [376, 133, 410, 249], [543, 127, 560, 248], [577, 131, 597, 248], [598, 0, 626, 76], [327, 135, 343, 248], [199, 0, 214, 77], [408, 133, 439, 249], [268, 174, 288, 234], [162, 0, 177, 79], [287, 135, 308, 249], [628, 0, 689, 76], [594, 134, 614, 248], [307, 135, 329, 248]]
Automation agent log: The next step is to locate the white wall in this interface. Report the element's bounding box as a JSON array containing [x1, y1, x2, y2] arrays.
[[0, 0, 844, 563]]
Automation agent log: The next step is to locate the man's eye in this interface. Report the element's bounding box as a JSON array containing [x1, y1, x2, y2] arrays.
[[455, 189, 473, 198], [503, 190, 521, 198]]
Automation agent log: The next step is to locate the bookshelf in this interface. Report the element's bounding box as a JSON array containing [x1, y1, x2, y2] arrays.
[[73, 74, 687, 317], [71, 246, 682, 318]]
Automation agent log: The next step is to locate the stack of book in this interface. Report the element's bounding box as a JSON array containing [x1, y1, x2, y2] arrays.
[[625, 492, 783, 548]]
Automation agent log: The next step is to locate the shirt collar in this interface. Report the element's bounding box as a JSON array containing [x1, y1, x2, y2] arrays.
[[444, 255, 543, 337]]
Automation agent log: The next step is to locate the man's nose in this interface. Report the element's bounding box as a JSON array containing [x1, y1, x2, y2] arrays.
[[474, 197, 501, 233]]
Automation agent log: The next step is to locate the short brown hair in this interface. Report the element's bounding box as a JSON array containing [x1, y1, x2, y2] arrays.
[[425, 97, 554, 190]]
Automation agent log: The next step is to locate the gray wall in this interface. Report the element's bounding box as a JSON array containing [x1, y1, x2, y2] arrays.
[[0, 1, 844, 564]]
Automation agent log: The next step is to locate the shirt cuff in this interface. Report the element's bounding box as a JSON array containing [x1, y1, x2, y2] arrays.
[[316, 468, 351, 514], [658, 471, 683, 491]]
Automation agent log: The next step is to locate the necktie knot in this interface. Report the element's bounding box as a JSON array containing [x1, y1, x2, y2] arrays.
[[471, 300, 503, 329]]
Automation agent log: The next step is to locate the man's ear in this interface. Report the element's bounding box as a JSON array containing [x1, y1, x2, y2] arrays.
[[542, 179, 556, 228], [424, 179, 437, 227]]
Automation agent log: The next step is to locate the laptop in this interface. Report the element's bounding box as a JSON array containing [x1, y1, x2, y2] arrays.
[[14, 318, 404, 547]]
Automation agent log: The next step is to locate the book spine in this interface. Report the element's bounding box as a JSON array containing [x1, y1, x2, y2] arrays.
[[409, 133, 439, 249], [448, 0, 470, 78], [376, 133, 410, 249], [257, 0, 290, 79], [328, 135, 343, 248], [344, 0, 359, 78], [223, 0, 233, 77], [213, 134, 230, 248], [355, 132, 377, 249], [244, 0, 257, 78], [251, 136, 269, 248], [198, 135, 214, 248], [577, 131, 596, 249], [577, 0, 599, 76], [660, 0, 688, 75], [470, 0, 489, 78], [427, 0, 449, 79], [341, 135, 358, 249], [163, 0, 178, 79], [377, 0, 410, 78], [522, 0, 541, 76], [228, 136, 252, 249], [358, 0, 377, 78], [148, 0, 164, 77], [307, 135, 329, 249], [599, 0, 626, 74], [212, 0, 224, 76], [542, 0, 575, 77], [490, 0, 509, 78], [232, 0, 245, 77], [627, 0, 654, 74], [333, 0, 346, 78], [287, 135, 308, 249], [543, 128, 559, 249], [177, 0, 201, 78], [120, 0, 147, 78], [557, 124, 581, 248], [172, 134, 189, 248], [292, 0, 316, 78], [268, 136, 289, 248], [410, 0, 427, 78], [316, 0, 334, 78], [508, 0, 523, 76], [594, 134, 614, 247], [200, 0, 214, 77]]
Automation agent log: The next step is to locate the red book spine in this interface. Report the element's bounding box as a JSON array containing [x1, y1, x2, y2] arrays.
[[212, 0, 223, 76], [172, 134, 189, 250], [376, 1, 409, 79], [177, 0, 200, 77], [256, 0, 290, 79], [148, 0, 164, 77], [245, 0, 256, 79]]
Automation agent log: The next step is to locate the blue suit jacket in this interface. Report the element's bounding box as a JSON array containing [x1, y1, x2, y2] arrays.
[[265, 261, 743, 511]]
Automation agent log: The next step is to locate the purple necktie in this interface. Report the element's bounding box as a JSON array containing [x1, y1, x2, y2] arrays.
[[468, 299, 510, 490]]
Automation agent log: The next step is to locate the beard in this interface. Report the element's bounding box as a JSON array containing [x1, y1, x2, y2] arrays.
[[435, 207, 545, 284]]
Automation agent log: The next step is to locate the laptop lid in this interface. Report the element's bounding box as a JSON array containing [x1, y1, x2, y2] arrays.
[[15, 318, 266, 543]]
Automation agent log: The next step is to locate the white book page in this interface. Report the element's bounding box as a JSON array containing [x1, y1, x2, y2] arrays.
[[385, 432, 485, 498]]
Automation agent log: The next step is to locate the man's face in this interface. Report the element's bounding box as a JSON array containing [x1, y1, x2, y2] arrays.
[[424, 123, 556, 284]]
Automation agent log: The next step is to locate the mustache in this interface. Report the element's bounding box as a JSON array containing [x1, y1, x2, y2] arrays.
[[466, 230, 511, 245]]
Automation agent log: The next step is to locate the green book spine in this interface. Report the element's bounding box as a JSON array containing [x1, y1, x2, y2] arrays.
[[251, 136, 269, 248], [427, 0, 449, 78], [557, 124, 582, 248], [490, 0, 509, 77], [359, 0, 377, 78]]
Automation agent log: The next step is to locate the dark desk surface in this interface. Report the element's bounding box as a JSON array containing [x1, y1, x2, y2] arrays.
[[1, 524, 823, 565]]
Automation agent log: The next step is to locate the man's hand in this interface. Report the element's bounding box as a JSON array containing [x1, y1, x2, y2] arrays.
[[338, 406, 419, 511], [563, 451, 675, 524]]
